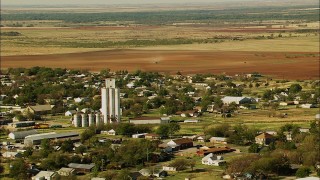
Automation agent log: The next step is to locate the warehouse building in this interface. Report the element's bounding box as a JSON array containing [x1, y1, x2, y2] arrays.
[[129, 117, 170, 125], [8, 130, 38, 140], [24, 132, 80, 146], [8, 121, 35, 128]]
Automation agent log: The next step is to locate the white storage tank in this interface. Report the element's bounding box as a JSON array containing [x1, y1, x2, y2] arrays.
[[73, 114, 81, 127], [95, 113, 101, 126], [81, 113, 88, 127]]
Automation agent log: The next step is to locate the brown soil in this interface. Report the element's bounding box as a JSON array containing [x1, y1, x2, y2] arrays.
[[1, 50, 319, 79]]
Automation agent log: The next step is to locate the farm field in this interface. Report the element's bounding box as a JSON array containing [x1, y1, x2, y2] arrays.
[[2, 49, 319, 79]]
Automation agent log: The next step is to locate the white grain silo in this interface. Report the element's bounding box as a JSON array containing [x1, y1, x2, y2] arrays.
[[95, 113, 101, 126], [101, 78, 121, 124], [81, 113, 88, 127], [88, 113, 95, 126], [73, 114, 81, 127]]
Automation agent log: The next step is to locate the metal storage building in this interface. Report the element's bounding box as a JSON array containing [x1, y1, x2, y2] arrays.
[[24, 132, 80, 146], [8, 130, 38, 140]]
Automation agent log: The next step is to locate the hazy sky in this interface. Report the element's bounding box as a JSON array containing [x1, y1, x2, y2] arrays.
[[0, 0, 267, 6]]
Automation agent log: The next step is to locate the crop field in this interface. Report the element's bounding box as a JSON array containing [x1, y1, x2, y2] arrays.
[[2, 49, 319, 79]]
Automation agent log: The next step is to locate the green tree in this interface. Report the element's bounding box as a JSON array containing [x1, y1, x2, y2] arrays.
[[61, 139, 74, 153], [156, 124, 170, 137], [9, 159, 28, 179], [168, 123, 181, 137], [296, 167, 311, 178], [289, 84, 302, 94], [248, 143, 260, 153], [23, 147, 33, 157], [40, 139, 53, 158], [75, 145, 87, 155], [117, 169, 131, 180]]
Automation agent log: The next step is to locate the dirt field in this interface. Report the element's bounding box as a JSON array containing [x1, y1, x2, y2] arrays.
[[1, 50, 319, 79]]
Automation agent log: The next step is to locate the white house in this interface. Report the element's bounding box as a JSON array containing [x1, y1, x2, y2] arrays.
[[201, 153, 225, 166], [107, 129, 116, 136], [197, 136, 205, 142], [65, 110, 77, 116], [32, 171, 58, 180]]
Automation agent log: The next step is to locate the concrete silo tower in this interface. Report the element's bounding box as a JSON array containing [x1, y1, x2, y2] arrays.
[[101, 78, 121, 124]]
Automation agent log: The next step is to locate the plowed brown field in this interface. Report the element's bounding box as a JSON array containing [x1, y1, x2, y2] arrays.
[[1, 50, 319, 79]]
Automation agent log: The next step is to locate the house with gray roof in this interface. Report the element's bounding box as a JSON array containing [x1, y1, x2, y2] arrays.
[[68, 163, 95, 173]]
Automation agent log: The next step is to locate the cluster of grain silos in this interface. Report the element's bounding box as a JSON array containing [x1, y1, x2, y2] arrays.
[[73, 113, 102, 127]]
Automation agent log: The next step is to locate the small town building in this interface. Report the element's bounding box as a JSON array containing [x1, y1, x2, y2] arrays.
[[132, 133, 147, 138], [255, 132, 274, 145], [197, 136, 206, 142], [129, 117, 170, 124], [144, 133, 160, 140], [210, 137, 228, 144], [158, 143, 173, 153], [167, 138, 193, 150], [8, 121, 35, 128], [32, 171, 58, 180], [57, 167, 76, 176], [201, 153, 225, 166], [24, 132, 80, 146], [177, 110, 199, 117], [107, 129, 116, 135], [25, 105, 53, 115], [162, 166, 177, 172], [198, 146, 234, 156], [68, 163, 95, 173]]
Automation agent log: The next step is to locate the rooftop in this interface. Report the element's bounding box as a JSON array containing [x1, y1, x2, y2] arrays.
[[130, 116, 161, 120], [171, 138, 193, 145], [68, 163, 95, 170], [28, 105, 52, 112], [256, 132, 274, 139], [25, 132, 79, 141]]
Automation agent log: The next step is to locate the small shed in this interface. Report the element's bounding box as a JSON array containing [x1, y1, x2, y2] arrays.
[[57, 167, 76, 176]]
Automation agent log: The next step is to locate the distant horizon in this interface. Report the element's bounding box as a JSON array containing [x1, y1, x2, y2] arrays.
[[1, 0, 319, 7]]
